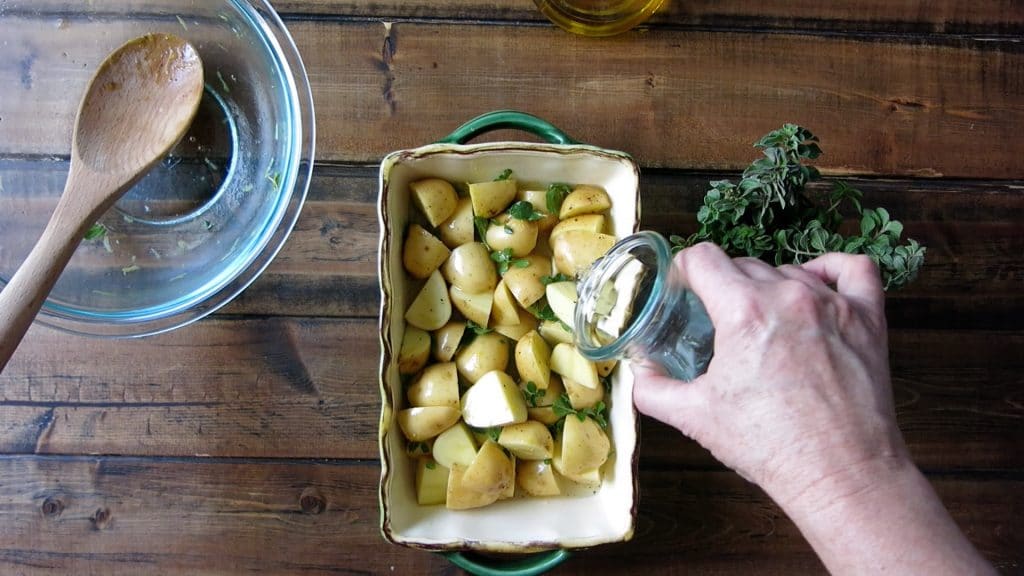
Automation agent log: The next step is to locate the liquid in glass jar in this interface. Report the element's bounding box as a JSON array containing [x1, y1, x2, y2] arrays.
[[534, 0, 665, 37], [574, 231, 714, 381]]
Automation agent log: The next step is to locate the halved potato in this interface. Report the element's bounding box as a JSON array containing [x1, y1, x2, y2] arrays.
[[550, 343, 600, 390], [515, 330, 551, 390], [455, 332, 510, 383], [397, 406, 461, 442], [551, 230, 617, 277], [443, 242, 498, 294], [439, 196, 475, 248], [405, 270, 451, 331], [403, 224, 450, 279], [407, 362, 459, 408], [410, 178, 458, 227], [558, 185, 611, 220], [398, 326, 431, 375], [470, 179, 517, 218], [461, 370, 528, 428], [449, 285, 493, 328], [494, 306, 540, 341], [433, 321, 466, 363]]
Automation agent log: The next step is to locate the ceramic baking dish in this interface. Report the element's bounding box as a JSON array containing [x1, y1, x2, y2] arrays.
[[377, 111, 641, 570]]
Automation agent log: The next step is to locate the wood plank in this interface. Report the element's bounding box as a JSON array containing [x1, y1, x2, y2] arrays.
[[1, 20, 1022, 177], [1, 317, 1021, 470], [4, 161, 1023, 328], [272, 1, 1024, 34], [0, 318, 381, 459], [0, 456, 1018, 574]]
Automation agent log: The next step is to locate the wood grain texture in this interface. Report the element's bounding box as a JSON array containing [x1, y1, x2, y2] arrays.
[[272, 0, 1024, 34], [2, 20, 1022, 177], [0, 456, 1018, 575], [4, 161, 1023, 329], [1, 317, 1021, 470]]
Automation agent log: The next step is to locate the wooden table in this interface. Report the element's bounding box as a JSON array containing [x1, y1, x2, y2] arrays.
[[1, 2, 1022, 574]]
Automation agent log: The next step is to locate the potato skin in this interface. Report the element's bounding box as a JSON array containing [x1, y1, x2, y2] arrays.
[[410, 178, 458, 227], [486, 214, 539, 257], [559, 185, 611, 220], [443, 242, 498, 294], [551, 230, 617, 277], [403, 224, 450, 279]]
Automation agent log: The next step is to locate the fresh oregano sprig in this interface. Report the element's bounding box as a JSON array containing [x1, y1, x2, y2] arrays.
[[670, 124, 925, 290]]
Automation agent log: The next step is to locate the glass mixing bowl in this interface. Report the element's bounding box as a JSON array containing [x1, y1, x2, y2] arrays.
[[0, 0, 314, 337]]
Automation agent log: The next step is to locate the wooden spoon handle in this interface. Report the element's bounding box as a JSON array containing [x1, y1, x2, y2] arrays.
[[0, 174, 111, 372]]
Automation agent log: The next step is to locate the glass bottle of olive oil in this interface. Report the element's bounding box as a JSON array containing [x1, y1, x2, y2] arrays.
[[534, 0, 665, 37]]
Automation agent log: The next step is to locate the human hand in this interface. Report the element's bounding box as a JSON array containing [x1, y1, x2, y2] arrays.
[[632, 243, 908, 510]]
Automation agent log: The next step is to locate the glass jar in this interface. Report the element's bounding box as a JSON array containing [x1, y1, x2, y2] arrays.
[[534, 0, 665, 37], [574, 231, 714, 381]]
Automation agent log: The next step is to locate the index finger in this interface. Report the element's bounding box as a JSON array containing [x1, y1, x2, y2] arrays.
[[674, 242, 753, 321], [800, 253, 885, 310]]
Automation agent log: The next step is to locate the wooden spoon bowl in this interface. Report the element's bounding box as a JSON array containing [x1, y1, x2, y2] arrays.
[[0, 33, 204, 371]]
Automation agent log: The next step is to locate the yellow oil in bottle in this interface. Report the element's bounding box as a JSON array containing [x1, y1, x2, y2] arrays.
[[534, 0, 665, 37]]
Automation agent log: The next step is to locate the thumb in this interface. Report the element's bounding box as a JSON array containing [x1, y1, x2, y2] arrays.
[[631, 361, 709, 441]]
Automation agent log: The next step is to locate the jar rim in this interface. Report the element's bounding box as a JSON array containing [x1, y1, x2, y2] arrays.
[[574, 230, 672, 360]]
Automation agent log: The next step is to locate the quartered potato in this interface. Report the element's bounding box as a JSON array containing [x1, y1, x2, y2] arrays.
[[405, 270, 451, 331], [410, 178, 459, 227], [455, 332, 510, 384], [399, 173, 622, 509], [559, 185, 611, 219], [470, 179, 517, 218], [403, 224, 450, 279], [551, 230, 617, 277], [443, 242, 498, 294], [439, 197, 475, 248], [398, 326, 431, 375]]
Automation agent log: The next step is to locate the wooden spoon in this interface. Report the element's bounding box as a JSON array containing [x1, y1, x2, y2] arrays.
[[0, 33, 204, 371]]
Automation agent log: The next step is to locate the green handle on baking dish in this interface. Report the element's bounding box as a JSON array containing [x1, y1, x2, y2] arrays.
[[445, 549, 571, 576], [438, 110, 576, 576], [438, 110, 581, 145]]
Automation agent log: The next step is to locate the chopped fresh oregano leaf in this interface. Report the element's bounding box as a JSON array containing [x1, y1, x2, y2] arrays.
[[546, 183, 571, 215], [474, 217, 491, 246], [552, 394, 609, 429], [467, 320, 492, 336], [508, 200, 545, 222], [425, 461, 437, 470], [523, 381, 545, 407], [541, 273, 572, 286], [84, 223, 107, 241], [491, 248, 530, 275], [494, 168, 514, 181]]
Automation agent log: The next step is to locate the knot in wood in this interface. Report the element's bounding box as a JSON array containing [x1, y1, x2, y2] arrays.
[[41, 497, 64, 518], [299, 488, 326, 515], [91, 507, 112, 530]]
